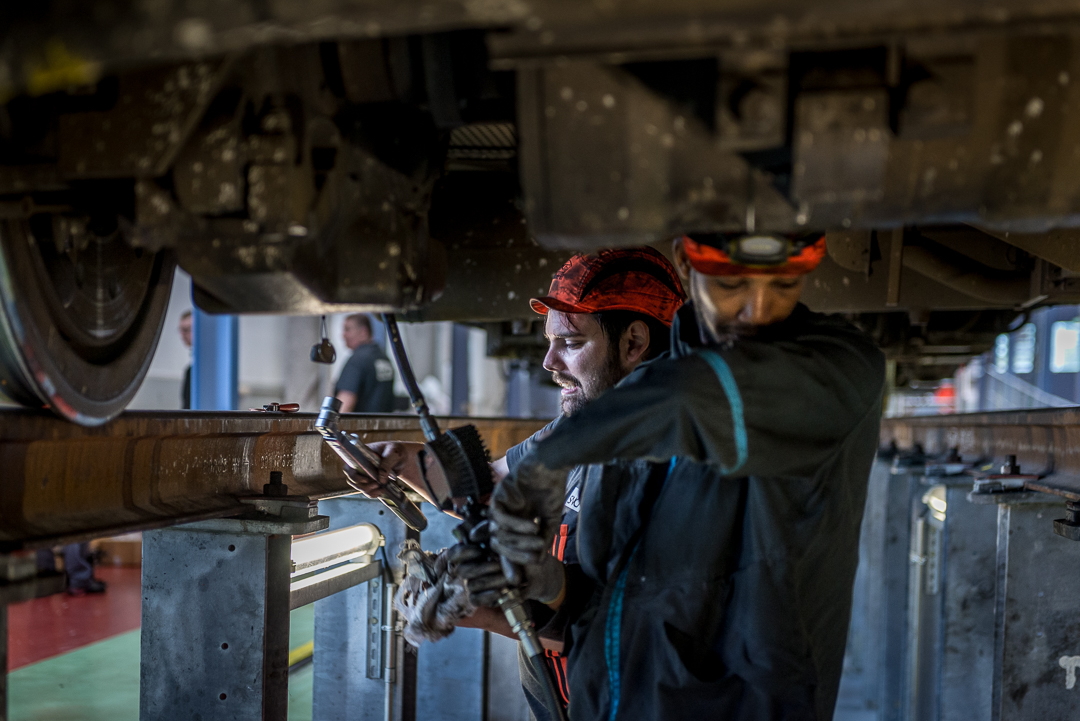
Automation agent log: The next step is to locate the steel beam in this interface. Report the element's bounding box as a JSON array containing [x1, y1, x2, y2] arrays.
[[0, 410, 545, 550], [881, 409, 1080, 499]]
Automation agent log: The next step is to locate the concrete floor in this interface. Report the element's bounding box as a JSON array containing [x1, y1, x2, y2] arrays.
[[7, 567, 315, 720]]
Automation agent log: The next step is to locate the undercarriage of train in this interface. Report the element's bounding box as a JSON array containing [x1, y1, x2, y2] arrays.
[[4, 13, 1080, 422]]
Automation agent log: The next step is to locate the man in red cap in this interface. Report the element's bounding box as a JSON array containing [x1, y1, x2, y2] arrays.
[[480, 232, 886, 721], [363, 246, 686, 720]]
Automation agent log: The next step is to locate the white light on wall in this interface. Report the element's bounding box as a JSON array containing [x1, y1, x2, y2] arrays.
[[1012, 323, 1037, 375], [994, 334, 1010, 374], [922, 486, 948, 522], [1051, 321, 1080, 374], [291, 523, 381, 576]]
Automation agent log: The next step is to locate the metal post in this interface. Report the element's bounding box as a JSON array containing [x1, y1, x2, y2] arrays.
[[937, 486, 997, 721], [990, 495, 1080, 719], [414, 510, 486, 721], [192, 309, 239, 410], [140, 527, 292, 720], [881, 468, 919, 721], [313, 497, 418, 721], [140, 493, 327, 721], [312, 497, 498, 721]]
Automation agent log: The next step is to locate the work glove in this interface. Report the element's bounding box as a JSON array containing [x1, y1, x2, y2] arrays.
[[489, 455, 567, 574], [447, 535, 565, 607]]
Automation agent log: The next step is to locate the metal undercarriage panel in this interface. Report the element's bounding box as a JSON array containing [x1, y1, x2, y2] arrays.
[[5, 4, 1080, 417]]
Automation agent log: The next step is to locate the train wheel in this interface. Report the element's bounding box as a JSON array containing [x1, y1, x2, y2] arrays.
[[0, 214, 174, 425]]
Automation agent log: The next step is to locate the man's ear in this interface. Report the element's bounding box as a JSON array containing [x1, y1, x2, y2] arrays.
[[622, 320, 651, 369], [671, 237, 692, 280]]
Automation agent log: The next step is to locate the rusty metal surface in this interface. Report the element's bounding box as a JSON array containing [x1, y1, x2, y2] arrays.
[[0, 409, 546, 550], [7, 1, 1080, 83], [57, 60, 230, 179], [880, 409, 1080, 499]]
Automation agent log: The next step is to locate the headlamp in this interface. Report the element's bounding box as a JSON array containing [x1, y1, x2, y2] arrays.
[[681, 233, 827, 276], [688, 233, 818, 267]]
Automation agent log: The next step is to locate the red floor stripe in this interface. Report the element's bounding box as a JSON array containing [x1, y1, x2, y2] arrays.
[[7, 567, 142, 670]]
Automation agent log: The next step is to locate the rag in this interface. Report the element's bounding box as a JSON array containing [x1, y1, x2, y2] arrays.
[[394, 540, 476, 647]]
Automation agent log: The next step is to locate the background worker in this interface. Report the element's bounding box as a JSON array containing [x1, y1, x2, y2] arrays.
[[334, 313, 395, 413], [364, 247, 686, 721], [480, 233, 886, 721]]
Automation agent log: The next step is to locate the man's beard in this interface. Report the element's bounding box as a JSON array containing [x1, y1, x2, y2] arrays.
[[552, 351, 625, 416]]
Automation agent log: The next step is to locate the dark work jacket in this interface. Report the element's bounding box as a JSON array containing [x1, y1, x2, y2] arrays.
[[531, 302, 885, 721]]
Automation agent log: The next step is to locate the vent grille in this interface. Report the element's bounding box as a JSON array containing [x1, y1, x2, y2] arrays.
[[447, 123, 516, 160]]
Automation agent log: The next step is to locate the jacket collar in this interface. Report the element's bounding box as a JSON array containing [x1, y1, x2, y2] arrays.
[[670, 301, 812, 357]]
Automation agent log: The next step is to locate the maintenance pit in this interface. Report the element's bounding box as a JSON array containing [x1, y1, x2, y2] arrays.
[[0, 409, 548, 720], [10, 1, 1080, 719]]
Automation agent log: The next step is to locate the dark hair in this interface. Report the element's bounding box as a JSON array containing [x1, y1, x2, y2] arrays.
[[180, 309, 192, 320], [594, 310, 671, 362], [345, 313, 372, 334]]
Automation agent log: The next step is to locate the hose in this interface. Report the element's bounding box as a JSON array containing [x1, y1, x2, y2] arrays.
[[498, 591, 569, 721], [382, 314, 440, 442], [384, 313, 567, 721], [530, 652, 568, 721]]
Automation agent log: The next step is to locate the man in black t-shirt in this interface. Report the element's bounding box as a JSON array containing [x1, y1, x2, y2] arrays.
[[334, 314, 395, 413]]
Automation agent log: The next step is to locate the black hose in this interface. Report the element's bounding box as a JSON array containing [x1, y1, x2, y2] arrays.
[[530, 652, 569, 721], [385, 314, 564, 719], [382, 314, 441, 442]]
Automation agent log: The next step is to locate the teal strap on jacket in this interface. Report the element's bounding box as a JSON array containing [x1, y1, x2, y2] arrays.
[[694, 349, 748, 475], [605, 457, 677, 721]]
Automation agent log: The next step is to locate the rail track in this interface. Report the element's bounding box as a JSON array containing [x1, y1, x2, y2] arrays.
[[0, 409, 545, 550]]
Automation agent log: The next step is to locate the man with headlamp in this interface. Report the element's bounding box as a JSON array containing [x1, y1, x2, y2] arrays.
[[474, 231, 885, 720]]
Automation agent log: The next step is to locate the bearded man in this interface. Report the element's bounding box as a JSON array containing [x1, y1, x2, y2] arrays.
[[363, 247, 686, 721]]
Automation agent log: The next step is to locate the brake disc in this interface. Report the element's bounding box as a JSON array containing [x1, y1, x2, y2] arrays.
[[0, 215, 174, 425]]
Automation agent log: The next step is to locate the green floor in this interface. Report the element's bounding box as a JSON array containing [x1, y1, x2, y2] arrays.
[[9, 605, 316, 721]]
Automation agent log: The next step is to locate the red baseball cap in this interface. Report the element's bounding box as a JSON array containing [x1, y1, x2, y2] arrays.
[[682, 234, 827, 277], [531, 247, 687, 326]]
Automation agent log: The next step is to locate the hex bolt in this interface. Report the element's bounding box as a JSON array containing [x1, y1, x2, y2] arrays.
[[1001, 455, 1020, 475], [263, 470, 288, 497]]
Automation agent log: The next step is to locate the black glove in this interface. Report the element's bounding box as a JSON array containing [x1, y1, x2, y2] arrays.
[[488, 455, 567, 574], [447, 523, 565, 607]]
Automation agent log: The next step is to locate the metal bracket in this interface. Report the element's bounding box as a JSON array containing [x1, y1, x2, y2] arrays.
[[968, 455, 1042, 503], [290, 558, 381, 610], [187, 495, 329, 535], [368, 577, 386, 679], [1053, 501, 1080, 541]]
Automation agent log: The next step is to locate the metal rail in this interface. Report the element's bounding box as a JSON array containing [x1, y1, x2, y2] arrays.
[[880, 407, 1080, 500], [0, 409, 545, 550]]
